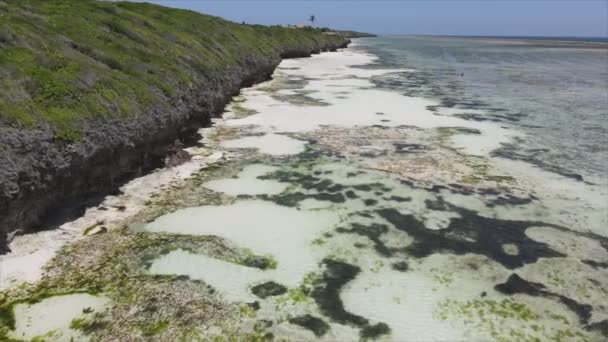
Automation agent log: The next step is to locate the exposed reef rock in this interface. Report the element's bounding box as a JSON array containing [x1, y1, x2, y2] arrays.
[[0, 0, 350, 252]]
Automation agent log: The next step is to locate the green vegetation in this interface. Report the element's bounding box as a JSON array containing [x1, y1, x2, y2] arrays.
[[239, 248, 278, 270], [70, 313, 108, 335], [0, 0, 346, 141], [239, 305, 257, 318], [140, 320, 170, 336], [277, 271, 321, 305], [437, 298, 592, 342]]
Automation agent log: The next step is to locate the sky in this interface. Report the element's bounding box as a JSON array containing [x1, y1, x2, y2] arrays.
[[133, 0, 608, 37]]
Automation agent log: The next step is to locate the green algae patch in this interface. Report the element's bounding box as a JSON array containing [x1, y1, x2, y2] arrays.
[[140, 320, 170, 337], [0, 229, 243, 340], [229, 102, 258, 118], [276, 271, 322, 305], [239, 249, 278, 270], [69, 313, 108, 335], [1, 292, 109, 341], [437, 298, 592, 342], [0, 288, 103, 334]]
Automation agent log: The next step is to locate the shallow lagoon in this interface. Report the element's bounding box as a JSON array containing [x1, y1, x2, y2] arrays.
[[3, 39, 607, 341], [138, 42, 607, 340]]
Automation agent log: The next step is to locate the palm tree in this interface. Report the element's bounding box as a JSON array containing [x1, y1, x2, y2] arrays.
[[309, 14, 316, 27]]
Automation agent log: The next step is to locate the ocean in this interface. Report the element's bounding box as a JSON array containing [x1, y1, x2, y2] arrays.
[[359, 36, 608, 183]]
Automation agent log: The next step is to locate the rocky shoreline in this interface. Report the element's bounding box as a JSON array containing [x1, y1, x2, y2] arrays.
[[1, 34, 606, 341], [0, 1, 349, 253]]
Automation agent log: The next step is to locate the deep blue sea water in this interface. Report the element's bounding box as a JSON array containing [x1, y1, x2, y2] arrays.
[[356, 36, 608, 182], [440, 36, 608, 43]]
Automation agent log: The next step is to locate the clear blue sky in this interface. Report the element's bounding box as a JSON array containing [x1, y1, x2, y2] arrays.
[[134, 1, 607, 37]]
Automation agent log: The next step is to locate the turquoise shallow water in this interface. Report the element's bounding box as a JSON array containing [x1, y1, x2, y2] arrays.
[[356, 36, 608, 183]]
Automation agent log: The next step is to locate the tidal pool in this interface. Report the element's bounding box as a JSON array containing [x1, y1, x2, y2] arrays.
[[203, 164, 288, 196], [10, 293, 109, 341], [144, 200, 340, 297], [221, 133, 307, 155]]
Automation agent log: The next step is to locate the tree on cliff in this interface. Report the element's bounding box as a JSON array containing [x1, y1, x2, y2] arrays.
[[309, 14, 316, 26]]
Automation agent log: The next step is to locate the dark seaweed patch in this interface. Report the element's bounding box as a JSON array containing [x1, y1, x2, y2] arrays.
[[360, 322, 391, 339], [312, 259, 367, 326], [391, 261, 409, 272], [242, 255, 278, 270], [357, 212, 374, 219], [582, 259, 608, 269], [312, 259, 390, 337], [387, 195, 411, 203], [347, 171, 366, 177], [453, 113, 522, 123], [352, 183, 391, 192], [264, 192, 308, 207], [260, 169, 396, 207], [267, 191, 345, 207], [424, 198, 450, 211], [288, 315, 330, 337], [394, 143, 427, 154], [377, 205, 565, 269], [251, 281, 287, 299], [486, 193, 536, 207], [345, 190, 358, 199], [587, 320, 608, 337], [314, 192, 346, 203], [326, 184, 345, 193], [363, 199, 378, 206], [441, 127, 482, 135], [491, 144, 584, 182], [337, 223, 392, 257], [247, 301, 261, 311], [426, 183, 538, 209], [495, 274, 593, 324]]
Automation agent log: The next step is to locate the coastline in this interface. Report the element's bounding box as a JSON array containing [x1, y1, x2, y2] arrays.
[[1, 42, 606, 340], [0, 0, 350, 253]]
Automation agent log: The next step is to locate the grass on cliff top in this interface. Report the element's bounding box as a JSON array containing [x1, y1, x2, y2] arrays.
[[0, 0, 345, 142]]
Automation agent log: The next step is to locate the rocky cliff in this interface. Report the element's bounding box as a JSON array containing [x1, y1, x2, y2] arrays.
[[0, 0, 350, 252]]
